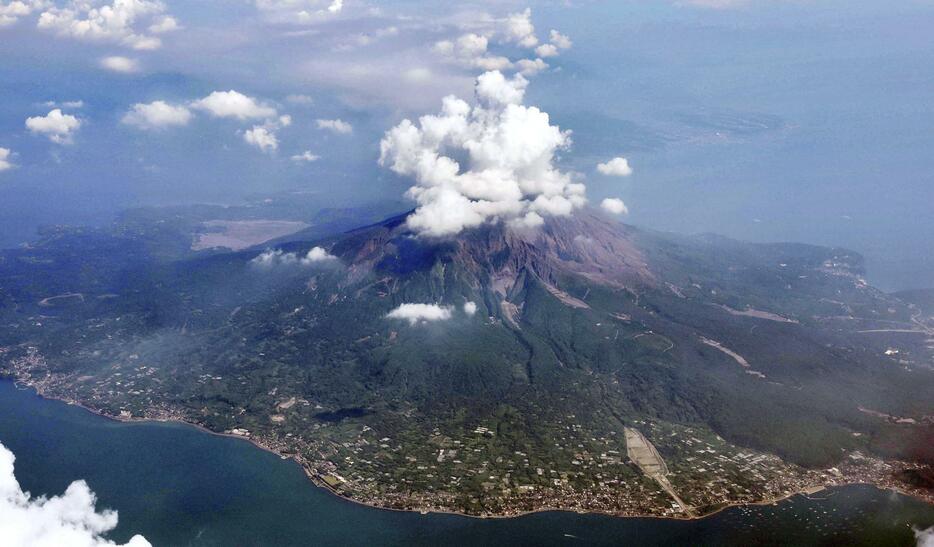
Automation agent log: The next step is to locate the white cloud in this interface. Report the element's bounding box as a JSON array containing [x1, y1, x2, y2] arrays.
[[379, 70, 585, 237], [253, 0, 343, 25], [534, 43, 558, 58], [474, 69, 527, 105], [597, 157, 633, 177], [25, 109, 81, 144], [515, 58, 548, 76], [122, 101, 191, 129], [191, 90, 277, 120], [100, 56, 140, 73], [243, 115, 292, 152], [251, 247, 337, 267], [453, 32, 487, 58], [291, 150, 319, 162], [915, 526, 934, 547], [386, 303, 453, 326], [0, 0, 45, 28], [303, 246, 337, 262], [504, 8, 538, 48], [244, 125, 278, 152], [0, 441, 150, 547], [431, 9, 568, 78], [434, 33, 512, 72], [252, 248, 295, 267], [600, 197, 628, 215], [316, 118, 352, 134], [41, 100, 84, 109], [147, 14, 177, 33], [36, 0, 178, 50], [0, 147, 14, 171], [463, 301, 477, 316], [548, 29, 572, 50]]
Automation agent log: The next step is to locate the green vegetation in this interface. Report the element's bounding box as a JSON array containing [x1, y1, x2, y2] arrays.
[[1, 206, 932, 515]]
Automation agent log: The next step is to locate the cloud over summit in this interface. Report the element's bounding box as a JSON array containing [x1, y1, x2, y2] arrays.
[[379, 70, 586, 237]]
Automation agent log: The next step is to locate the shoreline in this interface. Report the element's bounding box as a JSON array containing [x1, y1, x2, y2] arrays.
[[8, 379, 931, 522]]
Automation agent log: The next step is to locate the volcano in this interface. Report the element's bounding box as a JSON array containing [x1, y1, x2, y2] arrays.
[[2, 208, 932, 516]]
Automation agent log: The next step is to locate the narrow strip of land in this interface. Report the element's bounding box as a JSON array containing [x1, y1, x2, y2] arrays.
[[625, 427, 694, 517]]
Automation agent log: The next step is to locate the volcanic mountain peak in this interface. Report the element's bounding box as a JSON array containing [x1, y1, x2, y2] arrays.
[[330, 208, 654, 303]]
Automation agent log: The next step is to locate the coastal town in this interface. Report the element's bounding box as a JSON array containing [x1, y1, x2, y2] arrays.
[[4, 345, 932, 520]]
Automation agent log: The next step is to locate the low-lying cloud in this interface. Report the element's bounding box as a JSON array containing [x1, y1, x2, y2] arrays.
[[379, 70, 586, 237], [251, 246, 338, 267], [386, 303, 453, 325], [0, 441, 150, 546]]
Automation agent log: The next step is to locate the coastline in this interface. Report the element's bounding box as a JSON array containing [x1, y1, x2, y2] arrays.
[[8, 378, 931, 523]]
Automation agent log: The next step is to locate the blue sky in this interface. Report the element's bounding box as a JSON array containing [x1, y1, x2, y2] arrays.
[[1, 0, 933, 289]]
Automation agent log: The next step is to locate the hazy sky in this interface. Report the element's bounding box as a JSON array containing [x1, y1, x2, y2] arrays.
[[1, 0, 932, 290]]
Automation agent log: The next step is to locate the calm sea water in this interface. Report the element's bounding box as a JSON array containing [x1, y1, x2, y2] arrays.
[[0, 380, 931, 546]]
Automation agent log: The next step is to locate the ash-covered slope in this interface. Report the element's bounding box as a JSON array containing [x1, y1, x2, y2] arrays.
[[2, 209, 932, 515]]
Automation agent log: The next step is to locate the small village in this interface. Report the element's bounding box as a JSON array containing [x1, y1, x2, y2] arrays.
[[5, 346, 931, 519]]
